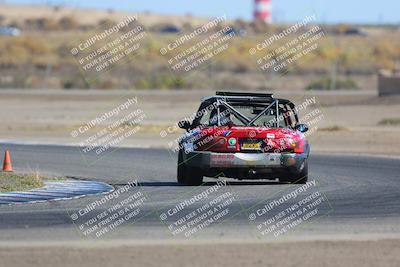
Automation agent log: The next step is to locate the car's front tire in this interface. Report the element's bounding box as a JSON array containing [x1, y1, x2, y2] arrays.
[[177, 150, 204, 186]]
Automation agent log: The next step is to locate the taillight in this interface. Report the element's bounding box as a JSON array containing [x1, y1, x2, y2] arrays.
[[293, 139, 305, 153], [283, 137, 304, 154]]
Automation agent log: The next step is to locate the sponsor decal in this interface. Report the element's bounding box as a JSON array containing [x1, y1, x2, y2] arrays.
[[228, 137, 237, 146], [267, 133, 275, 139]]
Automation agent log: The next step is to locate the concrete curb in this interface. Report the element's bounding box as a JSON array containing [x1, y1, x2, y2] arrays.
[[0, 180, 114, 205]]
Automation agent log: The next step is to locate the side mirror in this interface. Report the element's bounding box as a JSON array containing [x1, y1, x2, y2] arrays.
[[295, 124, 309, 133], [178, 120, 191, 131]]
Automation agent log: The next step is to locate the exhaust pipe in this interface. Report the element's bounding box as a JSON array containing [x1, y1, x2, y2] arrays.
[[248, 169, 257, 177]]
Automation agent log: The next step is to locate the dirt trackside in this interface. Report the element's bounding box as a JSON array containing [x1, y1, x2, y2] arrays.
[[1, 239, 399, 267]]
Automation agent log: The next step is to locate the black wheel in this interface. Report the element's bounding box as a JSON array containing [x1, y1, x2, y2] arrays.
[[177, 150, 204, 186], [185, 166, 204, 186], [177, 150, 187, 184], [279, 159, 308, 184]]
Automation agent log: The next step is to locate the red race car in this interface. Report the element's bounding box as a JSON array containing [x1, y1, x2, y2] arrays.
[[177, 91, 310, 185]]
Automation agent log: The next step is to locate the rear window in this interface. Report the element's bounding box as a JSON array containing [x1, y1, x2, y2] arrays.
[[195, 102, 295, 128]]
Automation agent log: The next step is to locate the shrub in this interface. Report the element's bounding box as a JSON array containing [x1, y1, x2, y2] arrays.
[[134, 74, 188, 89], [24, 18, 60, 31], [59, 16, 79, 30], [98, 19, 117, 29], [306, 76, 358, 90], [378, 118, 400, 126]]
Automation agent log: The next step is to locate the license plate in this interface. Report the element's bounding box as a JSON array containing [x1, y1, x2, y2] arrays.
[[241, 142, 261, 150]]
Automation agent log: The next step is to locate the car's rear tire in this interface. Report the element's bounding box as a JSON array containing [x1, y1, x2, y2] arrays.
[[177, 150, 204, 186], [280, 159, 308, 184], [177, 150, 186, 184]]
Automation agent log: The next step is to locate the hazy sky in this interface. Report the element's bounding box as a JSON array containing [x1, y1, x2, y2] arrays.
[[5, 0, 400, 24]]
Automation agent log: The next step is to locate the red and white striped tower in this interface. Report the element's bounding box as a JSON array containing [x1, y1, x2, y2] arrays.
[[254, 0, 272, 23]]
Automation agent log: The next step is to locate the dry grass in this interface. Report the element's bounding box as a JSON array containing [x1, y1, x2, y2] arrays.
[[0, 21, 399, 90], [0, 171, 44, 193], [319, 125, 349, 132], [378, 118, 400, 126]]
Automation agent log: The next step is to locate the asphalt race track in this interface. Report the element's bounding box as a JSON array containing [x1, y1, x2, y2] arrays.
[[1, 143, 399, 242]]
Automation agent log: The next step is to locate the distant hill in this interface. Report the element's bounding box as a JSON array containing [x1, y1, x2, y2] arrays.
[[0, 4, 209, 27]]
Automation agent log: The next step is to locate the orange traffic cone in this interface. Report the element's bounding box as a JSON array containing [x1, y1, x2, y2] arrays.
[[3, 150, 13, 172]]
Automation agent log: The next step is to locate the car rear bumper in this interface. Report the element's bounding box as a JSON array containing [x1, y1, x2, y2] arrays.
[[182, 151, 307, 170]]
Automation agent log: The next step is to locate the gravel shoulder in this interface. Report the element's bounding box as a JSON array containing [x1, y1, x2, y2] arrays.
[[1, 238, 399, 267]]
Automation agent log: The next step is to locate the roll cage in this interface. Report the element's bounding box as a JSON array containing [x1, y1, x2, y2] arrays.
[[191, 91, 299, 129]]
